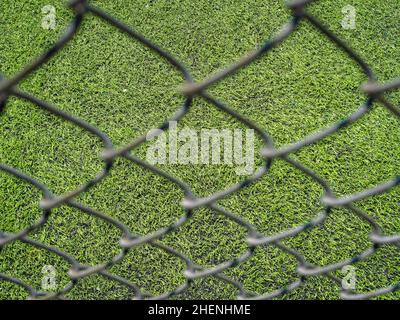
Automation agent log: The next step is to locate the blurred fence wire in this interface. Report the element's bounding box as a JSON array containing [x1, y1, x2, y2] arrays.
[[1, 0, 400, 300]]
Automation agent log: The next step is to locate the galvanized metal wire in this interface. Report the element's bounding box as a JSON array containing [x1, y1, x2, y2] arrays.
[[1, 0, 399, 300]]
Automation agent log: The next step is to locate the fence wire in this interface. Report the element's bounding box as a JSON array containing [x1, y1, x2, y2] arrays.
[[1, 0, 400, 300]]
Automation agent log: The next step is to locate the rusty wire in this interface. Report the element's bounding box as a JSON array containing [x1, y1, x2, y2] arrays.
[[0, 0, 400, 300]]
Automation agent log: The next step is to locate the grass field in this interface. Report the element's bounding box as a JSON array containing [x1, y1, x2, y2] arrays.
[[0, 0, 399, 299]]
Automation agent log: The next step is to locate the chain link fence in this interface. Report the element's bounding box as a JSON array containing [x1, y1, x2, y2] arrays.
[[0, 0, 399, 300]]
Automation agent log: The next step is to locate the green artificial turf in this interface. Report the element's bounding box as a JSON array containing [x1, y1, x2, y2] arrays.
[[0, 0, 399, 299]]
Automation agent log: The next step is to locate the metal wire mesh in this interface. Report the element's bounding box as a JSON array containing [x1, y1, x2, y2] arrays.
[[1, 0, 399, 300]]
